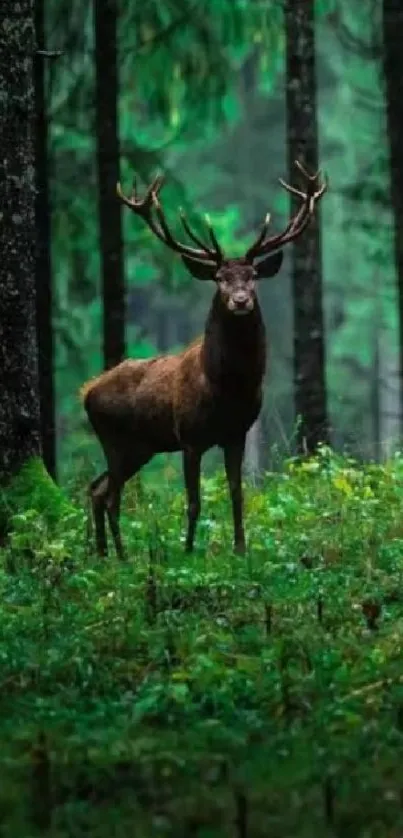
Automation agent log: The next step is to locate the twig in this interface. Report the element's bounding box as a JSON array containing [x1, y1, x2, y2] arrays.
[[338, 673, 403, 703], [36, 49, 64, 59]]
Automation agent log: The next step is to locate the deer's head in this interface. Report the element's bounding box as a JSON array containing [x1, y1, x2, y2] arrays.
[[180, 256, 283, 316], [117, 162, 327, 317]]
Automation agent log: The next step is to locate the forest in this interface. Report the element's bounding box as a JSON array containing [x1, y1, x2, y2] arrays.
[[1, 0, 403, 835], [35, 0, 402, 481]]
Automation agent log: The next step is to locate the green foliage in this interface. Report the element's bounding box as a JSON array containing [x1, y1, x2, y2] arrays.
[[2, 450, 403, 834], [0, 458, 75, 543]]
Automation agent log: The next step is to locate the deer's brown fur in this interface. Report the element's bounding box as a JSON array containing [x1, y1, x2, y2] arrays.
[[82, 290, 265, 450], [82, 163, 327, 558], [81, 291, 265, 556]]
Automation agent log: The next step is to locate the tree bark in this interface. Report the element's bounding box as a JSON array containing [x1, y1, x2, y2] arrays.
[[382, 0, 403, 431], [94, 0, 125, 370], [0, 0, 42, 478], [34, 0, 56, 479], [239, 49, 264, 479], [284, 0, 329, 453]]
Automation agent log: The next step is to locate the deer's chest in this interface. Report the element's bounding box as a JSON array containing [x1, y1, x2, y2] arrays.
[[213, 387, 263, 445], [176, 325, 266, 449], [181, 378, 263, 448]]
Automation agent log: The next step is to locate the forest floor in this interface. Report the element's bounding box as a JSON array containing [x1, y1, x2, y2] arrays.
[[1, 446, 403, 837]]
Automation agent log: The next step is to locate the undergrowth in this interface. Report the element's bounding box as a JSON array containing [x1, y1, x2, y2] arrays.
[[2, 446, 403, 836]]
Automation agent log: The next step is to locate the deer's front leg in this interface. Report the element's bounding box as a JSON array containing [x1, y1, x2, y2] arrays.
[[224, 439, 246, 555], [183, 447, 202, 553]]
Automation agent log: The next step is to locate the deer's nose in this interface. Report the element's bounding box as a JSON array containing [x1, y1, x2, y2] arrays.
[[233, 292, 248, 307]]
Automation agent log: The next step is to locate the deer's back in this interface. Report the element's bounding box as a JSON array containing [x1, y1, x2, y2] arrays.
[[82, 350, 199, 453]]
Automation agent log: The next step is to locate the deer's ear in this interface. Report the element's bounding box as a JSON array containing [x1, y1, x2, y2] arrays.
[[254, 250, 283, 279], [181, 255, 217, 281]]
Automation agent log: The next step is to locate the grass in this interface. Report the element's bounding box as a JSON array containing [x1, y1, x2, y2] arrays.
[[2, 445, 403, 836]]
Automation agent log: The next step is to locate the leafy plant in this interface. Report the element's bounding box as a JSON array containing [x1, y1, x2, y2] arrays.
[[2, 450, 403, 835]]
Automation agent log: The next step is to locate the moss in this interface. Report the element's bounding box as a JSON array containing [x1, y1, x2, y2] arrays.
[[0, 457, 74, 543]]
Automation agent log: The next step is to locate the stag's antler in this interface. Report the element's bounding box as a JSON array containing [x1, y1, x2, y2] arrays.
[[117, 175, 223, 263], [246, 161, 328, 261]]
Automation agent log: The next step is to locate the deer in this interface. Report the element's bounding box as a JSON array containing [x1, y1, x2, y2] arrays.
[[81, 161, 327, 559]]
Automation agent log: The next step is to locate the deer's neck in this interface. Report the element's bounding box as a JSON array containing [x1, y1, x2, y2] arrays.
[[202, 290, 266, 393]]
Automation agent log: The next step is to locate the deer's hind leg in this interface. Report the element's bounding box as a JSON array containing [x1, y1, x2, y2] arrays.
[[89, 471, 109, 557], [104, 476, 124, 559], [90, 448, 152, 560]]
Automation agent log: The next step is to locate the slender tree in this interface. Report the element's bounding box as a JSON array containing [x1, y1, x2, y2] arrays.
[[34, 0, 56, 479], [239, 50, 264, 480], [0, 0, 42, 478], [94, 0, 125, 370], [382, 0, 403, 431], [284, 0, 329, 453]]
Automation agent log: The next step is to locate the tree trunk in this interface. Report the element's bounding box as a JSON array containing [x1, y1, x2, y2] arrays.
[[34, 0, 56, 479], [371, 323, 381, 460], [0, 0, 42, 478], [382, 0, 403, 431], [239, 49, 264, 480], [284, 0, 329, 454], [94, 0, 125, 370], [378, 335, 400, 458]]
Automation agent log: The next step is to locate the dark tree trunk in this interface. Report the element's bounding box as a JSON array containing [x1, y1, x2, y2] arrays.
[[239, 50, 264, 479], [94, 0, 125, 370], [34, 0, 56, 479], [371, 326, 381, 460], [0, 0, 42, 478], [284, 0, 329, 453], [382, 0, 403, 431]]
